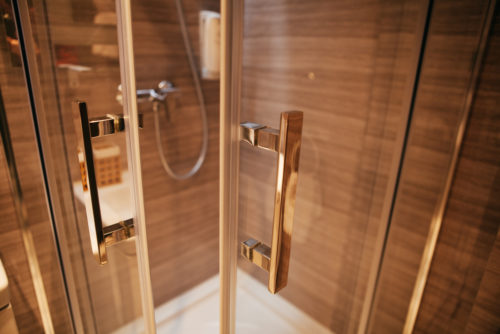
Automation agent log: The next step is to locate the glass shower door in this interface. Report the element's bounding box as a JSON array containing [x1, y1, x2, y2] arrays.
[[10, 0, 155, 332], [221, 0, 432, 333]]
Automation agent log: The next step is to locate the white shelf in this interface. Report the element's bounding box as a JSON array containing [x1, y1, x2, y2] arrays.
[[73, 172, 132, 227]]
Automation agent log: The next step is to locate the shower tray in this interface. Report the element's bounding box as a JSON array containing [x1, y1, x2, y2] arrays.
[[113, 270, 332, 334]]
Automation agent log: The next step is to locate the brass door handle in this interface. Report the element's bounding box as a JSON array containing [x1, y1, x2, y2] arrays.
[[73, 101, 139, 264], [240, 111, 303, 294]]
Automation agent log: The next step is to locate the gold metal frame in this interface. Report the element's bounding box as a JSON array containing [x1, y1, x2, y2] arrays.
[[240, 111, 303, 294], [115, 0, 157, 327], [219, 0, 244, 331]]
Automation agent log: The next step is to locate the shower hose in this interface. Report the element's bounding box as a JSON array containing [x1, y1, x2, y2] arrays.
[[152, 0, 208, 180]]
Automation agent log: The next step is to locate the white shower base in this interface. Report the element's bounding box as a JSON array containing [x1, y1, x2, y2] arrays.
[[114, 270, 332, 334]]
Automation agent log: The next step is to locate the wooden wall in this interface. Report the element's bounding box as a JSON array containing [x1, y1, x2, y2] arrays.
[[465, 229, 500, 333], [131, 0, 220, 306]]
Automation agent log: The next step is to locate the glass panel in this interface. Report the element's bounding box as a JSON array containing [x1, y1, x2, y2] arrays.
[[13, 0, 222, 332], [126, 0, 221, 332], [0, 4, 73, 331], [12, 0, 152, 332], [234, 1, 429, 333]]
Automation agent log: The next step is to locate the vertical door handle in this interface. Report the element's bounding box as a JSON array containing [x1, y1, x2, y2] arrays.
[[73, 101, 138, 264], [240, 111, 303, 293]]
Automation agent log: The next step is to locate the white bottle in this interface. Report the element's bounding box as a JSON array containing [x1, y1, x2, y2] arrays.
[[199, 10, 220, 80]]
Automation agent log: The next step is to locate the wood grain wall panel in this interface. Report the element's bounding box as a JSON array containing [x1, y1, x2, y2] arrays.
[[369, 1, 495, 333], [414, 5, 500, 332], [465, 229, 500, 333], [237, 0, 427, 332]]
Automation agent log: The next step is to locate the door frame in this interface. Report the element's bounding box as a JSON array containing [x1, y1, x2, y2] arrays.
[[219, 0, 244, 333], [115, 0, 156, 331]]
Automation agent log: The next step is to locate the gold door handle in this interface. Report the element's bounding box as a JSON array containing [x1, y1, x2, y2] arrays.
[[73, 101, 138, 264], [240, 111, 303, 294]]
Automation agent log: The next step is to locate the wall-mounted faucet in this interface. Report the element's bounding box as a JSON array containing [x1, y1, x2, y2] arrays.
[[116, 80, 178, 121], [136, 80, 178, 103]]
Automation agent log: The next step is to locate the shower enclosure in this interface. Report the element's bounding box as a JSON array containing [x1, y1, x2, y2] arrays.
[[0, 0, 497, 333]]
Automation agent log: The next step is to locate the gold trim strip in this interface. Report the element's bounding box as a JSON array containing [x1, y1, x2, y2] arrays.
[[115, 0, 157, 331], [220, 0, 244, 332]]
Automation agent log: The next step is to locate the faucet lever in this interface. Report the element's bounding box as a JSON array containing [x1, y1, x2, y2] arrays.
[[116, 80, 178, 105], [117, 80, 179, 123]]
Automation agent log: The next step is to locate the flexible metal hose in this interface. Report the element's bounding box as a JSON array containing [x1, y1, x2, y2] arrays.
[[154, 0, 208, 180]]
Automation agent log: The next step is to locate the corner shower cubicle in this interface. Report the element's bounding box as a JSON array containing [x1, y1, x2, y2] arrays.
[[0, 0, 499, 333]]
